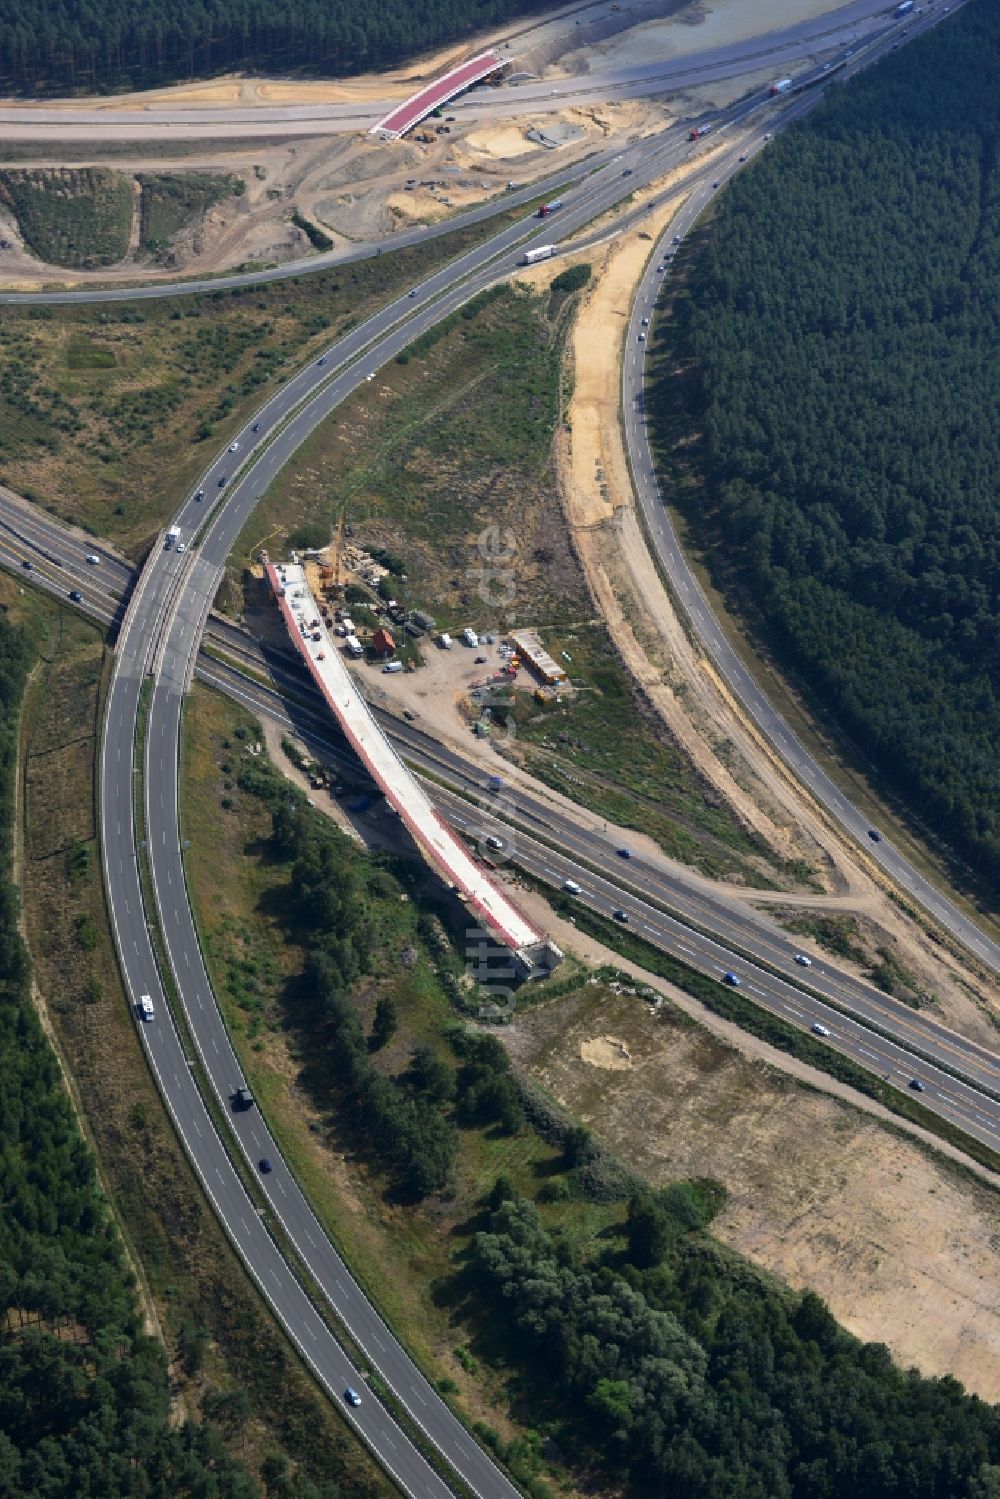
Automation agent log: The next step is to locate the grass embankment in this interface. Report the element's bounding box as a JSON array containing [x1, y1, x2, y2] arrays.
[[236, 280, 795, 888], [0, 166, 133, 267], [7, 575, 389, 1499], [138, 171, 244, 256], [0, 202, 539, 555]]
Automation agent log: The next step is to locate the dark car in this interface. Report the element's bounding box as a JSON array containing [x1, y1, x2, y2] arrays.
[[218, 475, 228, 487], [475, 655, 487, 664], [723, 972, 741, 987], [252, 422, 261, 433], [258, 1157, 273, 1174], [318, 356, 327, 366], [69, 589, 83, 603], [194, 489, 205, 501], [21, 559, 32, 570], [612, 909, 629, 923], [345, 1387, 362, 1407], [909, 1078, 926, 1093], [233, 1087, 255, 1111], [616, 847, 631, 860], [867, 829, 882, 843]]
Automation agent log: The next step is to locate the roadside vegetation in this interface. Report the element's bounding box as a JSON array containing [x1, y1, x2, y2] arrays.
[[0, 595, 258, 1496], [0, 166, 133, 267], [648, 0, 1000, 902], [139, 170, 244, 257], [239, 282, 797, 888], [0, 206, 538, 554], [182, 690, 1000, 1499], [5, 576, 388, 1499]]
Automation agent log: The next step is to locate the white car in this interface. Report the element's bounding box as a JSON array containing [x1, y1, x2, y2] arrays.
[[138, 994, 154, 1021], [228, 441, 239, 452], [794, 952, 813, 967], [811, 1022, 830, 1037], [176, 543, 186, 554], [86, 553, 100, 565]]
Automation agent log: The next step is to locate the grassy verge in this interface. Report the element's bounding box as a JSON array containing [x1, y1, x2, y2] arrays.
[[0, 199, 544, 555], [0, 165, 133, 267], [6, 573, 389, 1499]]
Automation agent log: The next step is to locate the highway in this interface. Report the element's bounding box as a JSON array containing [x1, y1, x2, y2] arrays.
[[3, 482, 1000, 1135], [0, 2, 910, 306], [618, 2, 1000, 979], [94, 107, 791, 1499], [0, 0, 897, 144], [6, 6, 992, 1496]]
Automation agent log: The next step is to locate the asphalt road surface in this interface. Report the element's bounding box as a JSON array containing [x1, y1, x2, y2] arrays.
[[96, 113, 770, 1499], [0, 0, 899, 142], [619, 9, 1000, 984], [4, 491, 999, 1116], [22, 8, 988, 1495]]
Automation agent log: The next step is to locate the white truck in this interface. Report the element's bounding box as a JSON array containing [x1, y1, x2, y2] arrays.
[[439, 632, 453, 650], [344, 635, 364, 658], [165, 525, 181, 549], [462, 627, 479, 648], [521, 244, 558, 266]]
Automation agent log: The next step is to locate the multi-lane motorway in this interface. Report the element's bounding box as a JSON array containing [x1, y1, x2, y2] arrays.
[[96, 112, 778, 1499], [1, 4, 991, 1495], [0, 0, 901, 144], [619, 3, 1000, 980]]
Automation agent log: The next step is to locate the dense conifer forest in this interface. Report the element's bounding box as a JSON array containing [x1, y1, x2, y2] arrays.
[[651, 0, 1000, 894], [0, 616, 256, 1498], [0, 0, 551, 94]]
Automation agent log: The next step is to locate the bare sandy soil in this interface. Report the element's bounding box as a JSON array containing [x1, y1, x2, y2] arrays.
[[507, 981, 1000, 1400], [557, 0, 861, 73]]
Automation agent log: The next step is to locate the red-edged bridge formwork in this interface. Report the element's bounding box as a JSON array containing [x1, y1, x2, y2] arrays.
[[267, 562, 563, 981], [371, 51, 504, 139]]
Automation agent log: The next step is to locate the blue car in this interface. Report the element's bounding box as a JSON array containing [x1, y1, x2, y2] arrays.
[[258, 1158, 273, 1174], [723, 972, 741, 987]]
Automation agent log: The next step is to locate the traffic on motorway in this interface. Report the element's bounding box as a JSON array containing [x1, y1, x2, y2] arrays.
[[1, 5, 987, 1494]]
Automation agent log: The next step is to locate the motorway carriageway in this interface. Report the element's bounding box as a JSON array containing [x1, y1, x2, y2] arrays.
[[9, 28, 993, 1493], [3, 503, 1000, 1143], [0, 0, 898, 145], [90, 109, 776, 1499], [619, 1, 999, 977]]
